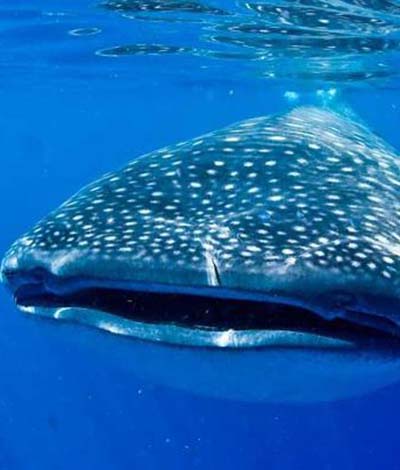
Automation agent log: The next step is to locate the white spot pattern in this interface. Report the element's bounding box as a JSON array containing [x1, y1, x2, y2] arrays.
[[3, 107, 400, 316]]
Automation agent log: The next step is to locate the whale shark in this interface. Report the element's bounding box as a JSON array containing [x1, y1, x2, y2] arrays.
[[2, 106, 400, 402]]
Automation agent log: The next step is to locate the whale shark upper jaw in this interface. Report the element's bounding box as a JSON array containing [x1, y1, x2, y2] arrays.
[[2, 263, 400, 349]]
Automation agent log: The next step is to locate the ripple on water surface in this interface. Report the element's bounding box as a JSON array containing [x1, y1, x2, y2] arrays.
[[1, 0, 400, 85]]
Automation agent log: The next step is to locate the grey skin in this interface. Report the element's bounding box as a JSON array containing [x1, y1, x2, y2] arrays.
[[2, 106, 400, 402]]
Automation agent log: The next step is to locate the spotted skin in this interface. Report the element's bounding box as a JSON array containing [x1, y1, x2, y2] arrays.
[[2, 106, 400, 324]]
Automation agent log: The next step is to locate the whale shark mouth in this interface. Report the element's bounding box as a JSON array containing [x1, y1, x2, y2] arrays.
[[5, 268, 400, 348]]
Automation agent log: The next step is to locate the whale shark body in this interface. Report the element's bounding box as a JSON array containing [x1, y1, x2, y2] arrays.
[[3, 106, 400, 402]]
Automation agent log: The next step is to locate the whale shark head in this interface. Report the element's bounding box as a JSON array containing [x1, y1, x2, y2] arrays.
[[2, 106, 400, 401]]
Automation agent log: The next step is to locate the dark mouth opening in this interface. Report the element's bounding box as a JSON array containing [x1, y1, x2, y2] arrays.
[[9, 271, 400, 346]]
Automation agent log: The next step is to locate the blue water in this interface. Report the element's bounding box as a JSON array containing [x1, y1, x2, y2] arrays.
[[2, 1, 400, 468]]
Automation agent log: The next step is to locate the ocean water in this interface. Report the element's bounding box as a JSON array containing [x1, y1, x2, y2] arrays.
[[2, 1, 400, 468]]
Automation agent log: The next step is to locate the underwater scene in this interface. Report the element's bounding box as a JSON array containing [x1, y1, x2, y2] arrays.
[[1, 0, 400, 468]]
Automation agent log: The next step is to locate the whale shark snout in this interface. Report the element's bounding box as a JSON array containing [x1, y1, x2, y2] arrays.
[[3, 105, 400, 402]]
